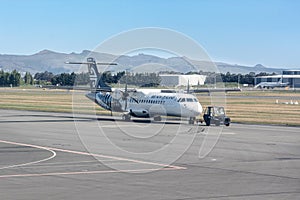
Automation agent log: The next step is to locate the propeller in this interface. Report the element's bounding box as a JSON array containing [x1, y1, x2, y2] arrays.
[[120, 70, 139, 111], [111, 70, 139, 112], [123, 71, 129, 111]]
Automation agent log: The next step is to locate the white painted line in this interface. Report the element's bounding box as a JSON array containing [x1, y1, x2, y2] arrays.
[[15, 160, 148, 169], [31, 159, 117, 166], [0, 143, 56, 170], [0, 140, 185, 170]]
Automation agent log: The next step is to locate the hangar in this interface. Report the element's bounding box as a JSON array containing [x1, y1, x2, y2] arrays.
[[159, 74, 206, 87], [254, 70, 300, 88]]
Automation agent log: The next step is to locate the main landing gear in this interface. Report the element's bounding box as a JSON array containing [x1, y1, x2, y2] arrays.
[[153, 116, 162, 122], [122, 114, 131, 121]]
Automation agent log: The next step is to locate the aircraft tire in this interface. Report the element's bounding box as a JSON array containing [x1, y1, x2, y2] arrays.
[[122, 114, 131, 121], [189, 117, 195, 125]]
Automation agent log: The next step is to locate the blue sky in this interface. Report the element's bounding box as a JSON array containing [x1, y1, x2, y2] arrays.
[[0, 0, 299, 68]]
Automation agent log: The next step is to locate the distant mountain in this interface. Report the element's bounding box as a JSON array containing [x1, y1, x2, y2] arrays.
[[0, 50, 116, 74], [0, 50, 285, 74]]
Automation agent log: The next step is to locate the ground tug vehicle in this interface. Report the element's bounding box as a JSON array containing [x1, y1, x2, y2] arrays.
[[202, 106, 230, 126]]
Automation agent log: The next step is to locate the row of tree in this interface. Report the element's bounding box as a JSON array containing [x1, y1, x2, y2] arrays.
[[34, 71, 161, 87], [119, 72, 161, 87], [33, 71, 89, 86], [0, 70, 33, 87], [0, 69, 276, 87], [187, 71, 276, 85]]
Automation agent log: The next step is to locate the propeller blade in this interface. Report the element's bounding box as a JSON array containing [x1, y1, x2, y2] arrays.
[[97, 63, 118, 65], [124, 71, 129, 111]]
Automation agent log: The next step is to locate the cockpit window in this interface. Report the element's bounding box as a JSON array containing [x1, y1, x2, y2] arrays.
[[187, 98, 193, 102], [193, 98, 198, 102], [180, 98, 186, 102]]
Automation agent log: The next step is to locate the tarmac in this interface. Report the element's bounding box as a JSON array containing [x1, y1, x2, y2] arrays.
[[0, 109, 299, 200]]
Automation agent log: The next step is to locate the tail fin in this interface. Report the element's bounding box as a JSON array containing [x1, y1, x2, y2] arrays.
[[86, 58, 112, 92], [66, 57, 117, 92], [86, 57, 98, 90]]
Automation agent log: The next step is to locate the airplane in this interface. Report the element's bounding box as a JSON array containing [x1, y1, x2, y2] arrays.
[[66, 57, 203, 124], [254, 77, 289, 89]]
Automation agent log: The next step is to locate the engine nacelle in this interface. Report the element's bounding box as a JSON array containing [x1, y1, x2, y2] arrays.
[[129, 109, 149, 118]]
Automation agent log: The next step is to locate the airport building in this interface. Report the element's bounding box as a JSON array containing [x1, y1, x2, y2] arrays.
[[254, 70, 300, 88], [160, 74, 206, 87]]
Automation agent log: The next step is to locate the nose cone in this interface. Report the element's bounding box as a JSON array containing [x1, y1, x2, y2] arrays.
[[196, 103, 203, 115]]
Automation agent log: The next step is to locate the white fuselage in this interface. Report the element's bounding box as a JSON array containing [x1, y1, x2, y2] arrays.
[[87, 91, 203, 118], [124, 93, 202, 118]]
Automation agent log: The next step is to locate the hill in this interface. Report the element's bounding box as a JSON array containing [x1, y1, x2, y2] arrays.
[[0, 50, 285, 74]]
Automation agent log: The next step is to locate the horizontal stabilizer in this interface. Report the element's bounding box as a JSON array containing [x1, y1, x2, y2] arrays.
[[65, 57, 117, 91], [65, 62, 117, 65]]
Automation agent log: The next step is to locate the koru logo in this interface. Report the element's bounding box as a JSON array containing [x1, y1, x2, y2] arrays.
[[89, 67, 97, 88]]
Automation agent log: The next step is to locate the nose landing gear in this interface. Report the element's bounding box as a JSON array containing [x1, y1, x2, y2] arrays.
[[188, 117, 196, 124]]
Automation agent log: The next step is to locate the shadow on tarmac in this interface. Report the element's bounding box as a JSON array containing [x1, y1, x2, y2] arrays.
[[0, 113, 185, 125]]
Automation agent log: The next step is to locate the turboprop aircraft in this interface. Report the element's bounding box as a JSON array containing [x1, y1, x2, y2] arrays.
[[66, 57, 203, 124]]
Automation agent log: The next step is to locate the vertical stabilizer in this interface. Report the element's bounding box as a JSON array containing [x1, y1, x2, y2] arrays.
[[66, 57, 115, 92], [86, 57, 112, 92]]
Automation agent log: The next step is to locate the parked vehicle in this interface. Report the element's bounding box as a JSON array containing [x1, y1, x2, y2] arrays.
[[203, 106, 230, 126]]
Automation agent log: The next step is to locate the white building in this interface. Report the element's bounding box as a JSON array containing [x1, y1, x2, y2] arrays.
[[160, 74, 206, 87], [255, 70, 300, 88]]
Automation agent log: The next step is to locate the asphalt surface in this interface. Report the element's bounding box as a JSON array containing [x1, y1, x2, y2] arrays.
[[0, 109, 299, 200]]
